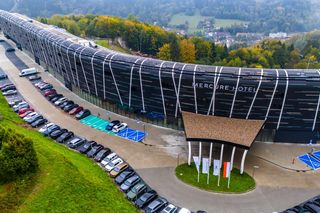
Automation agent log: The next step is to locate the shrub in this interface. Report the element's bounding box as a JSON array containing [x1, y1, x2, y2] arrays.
[[0, 126, 38, 183]]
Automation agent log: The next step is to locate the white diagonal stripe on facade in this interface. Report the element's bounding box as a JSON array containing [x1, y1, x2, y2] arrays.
[[129, 58, 141, 107], [265, 69, 279, 120], [312, 70, 320, 131], [277, 69, 289, 129], [159, 61, 167, 116], [229, 68, 241, 118], [246, 69, 264, 119]]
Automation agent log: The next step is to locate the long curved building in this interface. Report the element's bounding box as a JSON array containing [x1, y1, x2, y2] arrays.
[[0, 10, 319, 144]]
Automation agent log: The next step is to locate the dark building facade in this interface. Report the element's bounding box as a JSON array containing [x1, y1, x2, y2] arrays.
[[0, 10, 319, 144]]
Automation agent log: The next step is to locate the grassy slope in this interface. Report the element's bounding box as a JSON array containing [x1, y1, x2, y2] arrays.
[[176, 163, 255, 193], [96, 39, 132, 54], [169, 11, 247, 33], [0, 94, 137, 213]]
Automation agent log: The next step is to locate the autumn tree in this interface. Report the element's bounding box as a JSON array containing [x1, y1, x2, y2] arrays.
[[157, 43, 172, 60], [179, 39, 196, 63]]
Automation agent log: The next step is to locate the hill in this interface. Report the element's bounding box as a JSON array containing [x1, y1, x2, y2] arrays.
[[0, 94, 137, 213], [1, 0, 320, 33]]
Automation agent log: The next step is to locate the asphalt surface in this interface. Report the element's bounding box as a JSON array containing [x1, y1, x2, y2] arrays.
[[0, 37, 319, 213]]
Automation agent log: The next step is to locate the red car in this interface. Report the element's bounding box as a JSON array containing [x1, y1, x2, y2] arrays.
[[44, 89, 57, 97], [18, 107, 34, 115], [19, 110, 34, 118], [69, 106, 83, 115]]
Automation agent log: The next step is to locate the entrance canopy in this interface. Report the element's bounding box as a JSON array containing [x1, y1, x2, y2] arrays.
[[182, 111, 265, 149]]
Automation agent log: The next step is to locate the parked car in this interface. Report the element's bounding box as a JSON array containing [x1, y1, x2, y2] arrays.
[[44, 89, 56, 97], [56, 131, 74, 143], [110, 162, 129, 177], [77, 141, 97, 154], [120, 175, 141, 192], [94, 148, 111, 162], [145, 197, 168, 213], [75, 109, 91, 120], [39, 84, 53, 91], [28, 75, 41, 81], [26, 114, 43, 124], [69, 106, 83, 115], [161, 204, 178, 213], [1, 83, 13, 90], [134, 190, 157, 209], [49, 94, 63, 102], [105, 120, 120, 131], [64, 103, 78, 112], [50, 129, 68, 139], [115, 169, 135, 185], [2, 85, 16, 92], [8, 99, 22, 107], [23, 112, 38, 121], [35, 81, 47, 88], [303, 201, 320, 212], [86, 143, 103, 158], [54, 97, 68, 106], [101, 152, 118, 167], [6, 47, 15, 52], [19, 110, 34, 118], [13, 102, 29, 112], [60, 100, 74, 109], [177, 208, 191, 213], [67, 137, 86, 149], [112, 123, 128, 133], [3, 90, 17, 96], [31, 118, 48, 128], [105, 157, 123, 172], [39, 123, 60, 136], [0, 73, 7, 80], [126, 182, 147, 201], [18, 108, 34, 115]]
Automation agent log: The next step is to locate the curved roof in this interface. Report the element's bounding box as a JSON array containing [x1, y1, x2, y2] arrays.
[[0, 10, 319, 79], [182, 111, 265, 149]]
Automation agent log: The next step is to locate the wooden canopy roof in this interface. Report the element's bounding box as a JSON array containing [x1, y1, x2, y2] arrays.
[[182, 111, 265, 149]]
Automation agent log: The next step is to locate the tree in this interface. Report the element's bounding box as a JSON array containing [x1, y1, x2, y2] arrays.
[[157, 43, 172, 60], [168, 33, 181, 61], [179, 39, 196, 63]]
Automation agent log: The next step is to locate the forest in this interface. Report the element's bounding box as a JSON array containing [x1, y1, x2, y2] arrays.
[[2, 0, 320, 34], [40, 15, 320, 69]]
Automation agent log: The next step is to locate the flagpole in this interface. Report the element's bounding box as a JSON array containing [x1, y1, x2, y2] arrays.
[[228, 146, 236, 189], [197, 142, 202, 183], [218, 144, 224, 187], [207, 142, 213, 184]]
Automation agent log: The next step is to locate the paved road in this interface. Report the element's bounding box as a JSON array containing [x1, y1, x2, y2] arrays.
[[0, 39, 319, 213]]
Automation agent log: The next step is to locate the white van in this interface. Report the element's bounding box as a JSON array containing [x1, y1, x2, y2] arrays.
[[19, 67, 37, 77]]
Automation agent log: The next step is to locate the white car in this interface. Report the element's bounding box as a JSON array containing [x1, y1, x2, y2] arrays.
[[38, 123, 55, 134], [105, 157, 123, 172], [161, 204, 178, 213], [112, 123, 128, 133], [178, 208, 191, 213], [23, 112, 38, 121], [101, 152, 117, 167], [13, 101, 28, 110], [54, 97, 67, 106], [3, 90, 17, 96]]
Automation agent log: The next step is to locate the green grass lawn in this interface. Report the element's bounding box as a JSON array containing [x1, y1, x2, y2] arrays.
[[176, 163, 255, 193], [169, 11, 247, 34], [96, 39, 132, 54], [0, 94, 137, 213]]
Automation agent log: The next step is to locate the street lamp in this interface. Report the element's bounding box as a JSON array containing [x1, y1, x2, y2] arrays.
[[252, 165, 259, 178]]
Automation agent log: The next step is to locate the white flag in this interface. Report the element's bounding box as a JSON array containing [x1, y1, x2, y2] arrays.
[[213, 159, 220, 176], [193, 156, 200, 172], [202, 158, 209, 174]]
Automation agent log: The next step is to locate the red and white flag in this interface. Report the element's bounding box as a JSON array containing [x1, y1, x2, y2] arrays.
[[223, 162, 231, 178]]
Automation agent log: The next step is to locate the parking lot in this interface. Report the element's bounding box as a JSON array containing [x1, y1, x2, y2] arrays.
[[0, 67, 192, 213]]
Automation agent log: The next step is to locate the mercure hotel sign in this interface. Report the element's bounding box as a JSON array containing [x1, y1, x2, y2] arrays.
[[193, 82, 257, 93]]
